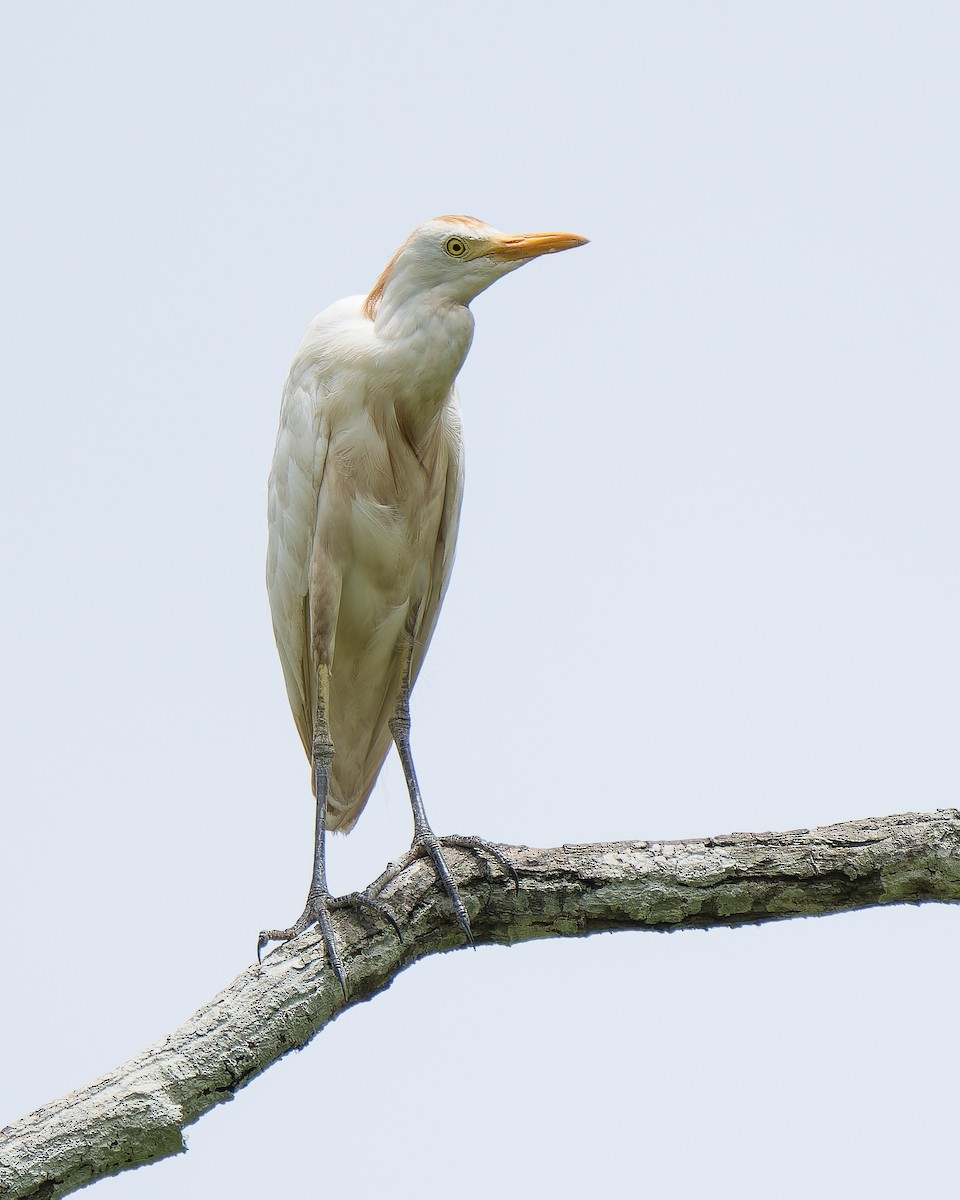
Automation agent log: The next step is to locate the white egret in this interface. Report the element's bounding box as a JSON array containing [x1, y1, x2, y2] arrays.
[[260, 215, 588, 990]]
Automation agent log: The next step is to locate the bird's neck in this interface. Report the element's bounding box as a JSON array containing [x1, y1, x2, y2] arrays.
[[373, 296, 475, 429]]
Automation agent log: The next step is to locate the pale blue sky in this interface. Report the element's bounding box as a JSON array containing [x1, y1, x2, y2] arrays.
[[2, 3, 959, 1197]]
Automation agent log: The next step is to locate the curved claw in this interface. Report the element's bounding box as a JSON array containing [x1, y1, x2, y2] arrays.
[[330, 890, 403, 943], [257, 919, 311, 964]]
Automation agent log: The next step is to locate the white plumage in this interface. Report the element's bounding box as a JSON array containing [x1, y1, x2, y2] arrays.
[[261, 215, 587, 986], [266, 294, 466, 832]]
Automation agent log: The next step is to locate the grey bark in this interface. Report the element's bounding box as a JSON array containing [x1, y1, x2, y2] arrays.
[[3, 808, 959, 1199]]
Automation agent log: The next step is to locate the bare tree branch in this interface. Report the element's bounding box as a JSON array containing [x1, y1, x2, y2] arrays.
[[3, 808, 959, 1199]]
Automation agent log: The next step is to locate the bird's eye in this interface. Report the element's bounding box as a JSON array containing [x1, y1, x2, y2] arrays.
[[444, 236, 468, 258]]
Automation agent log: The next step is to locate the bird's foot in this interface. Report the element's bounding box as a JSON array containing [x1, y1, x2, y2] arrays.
[[257, 889, 401, 998], [374, 832, 518, 946], [431, 834, 519, 892]]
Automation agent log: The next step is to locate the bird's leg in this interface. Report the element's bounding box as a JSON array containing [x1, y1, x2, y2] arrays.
[[387, 648, 517, 945], [257, 666, 349, 993], [390, 678, 472, 943], [258, 665, 400, 994]]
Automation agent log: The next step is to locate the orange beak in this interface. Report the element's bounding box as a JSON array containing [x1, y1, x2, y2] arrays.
[[485, 231, 589, 261]]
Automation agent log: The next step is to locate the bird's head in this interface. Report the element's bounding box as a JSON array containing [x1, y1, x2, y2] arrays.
[[363, 216, 588, 322]]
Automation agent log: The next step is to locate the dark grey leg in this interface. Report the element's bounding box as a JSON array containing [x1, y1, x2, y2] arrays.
[[388, 652, 518, 943], [257, 663, 403, 997]]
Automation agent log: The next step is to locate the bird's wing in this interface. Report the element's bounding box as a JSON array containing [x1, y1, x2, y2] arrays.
[[327, 389, 465, 834], [268, 296, 376, 759], [266, 330, 338, 759], [411, 390, 465, 685]]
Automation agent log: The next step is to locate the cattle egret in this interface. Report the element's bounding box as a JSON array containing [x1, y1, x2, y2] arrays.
[[260, 215, 588, 990]]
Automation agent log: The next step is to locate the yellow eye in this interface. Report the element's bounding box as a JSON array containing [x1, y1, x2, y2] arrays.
[[444, 236, 468, 258]]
